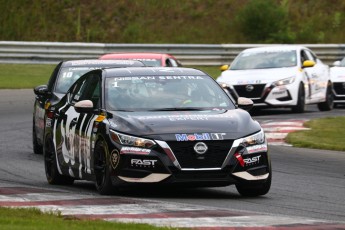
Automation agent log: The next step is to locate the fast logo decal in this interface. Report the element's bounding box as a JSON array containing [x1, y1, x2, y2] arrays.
[[175, 133, 226, 141], [235, 154, 261, 167], [131, 159, 157, 168], [243, 155, 261, 165]]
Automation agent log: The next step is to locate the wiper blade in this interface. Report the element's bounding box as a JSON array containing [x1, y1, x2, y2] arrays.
[[147, 107, 208, 111], [112, 109, 135, 112]]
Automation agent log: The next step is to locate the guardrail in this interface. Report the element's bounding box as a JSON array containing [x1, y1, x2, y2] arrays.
[[0, 41, 345, 66]]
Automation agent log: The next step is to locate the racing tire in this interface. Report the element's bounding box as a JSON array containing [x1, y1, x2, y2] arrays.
[[94, 140, 114, 195], [44, 135, 74, 185], [317, 83, 333, 111], [235, 168, 272, 197], [291, 83, 305, 113], [32, 121, 43, 154]]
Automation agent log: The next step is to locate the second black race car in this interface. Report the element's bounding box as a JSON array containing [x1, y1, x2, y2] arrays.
[[43, 67, 271, 196], [33, 59, 145, 154]]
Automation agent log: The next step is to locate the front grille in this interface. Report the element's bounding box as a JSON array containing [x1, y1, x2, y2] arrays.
[[166, 140, 233, 168], [233, 84, 266, 99], [333, 82, 345, 95]]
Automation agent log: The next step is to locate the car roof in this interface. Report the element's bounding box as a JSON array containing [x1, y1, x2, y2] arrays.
[[99, 52, 174, 59], [61, 59, 145, 67], [241, 45, 309, 54], [102, 67, 206, 77]]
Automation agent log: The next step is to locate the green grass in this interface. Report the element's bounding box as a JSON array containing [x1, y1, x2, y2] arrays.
[[0, 64, 55, 89], [0, 64, 221, 89], [0, 207, 178, 230], [286, 116, 345, 151], [190, 66, 222, 80]]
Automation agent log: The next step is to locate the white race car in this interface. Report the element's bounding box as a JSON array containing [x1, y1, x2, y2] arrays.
[[217, 46, 333, 113], [330, 57, 345, 106]]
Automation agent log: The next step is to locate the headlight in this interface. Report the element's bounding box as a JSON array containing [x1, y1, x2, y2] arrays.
[[241, 129, 265, 147], [272, 77, 295, 86], [110, 130, 156, 148]]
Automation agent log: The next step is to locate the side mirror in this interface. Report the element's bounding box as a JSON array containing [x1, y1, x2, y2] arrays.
[[302, 60, 315, 68], [34, 85, 48, 96], [237, 97, 253, 111], [333, 60, 341, 67], [220, 65, 229, 72], [74, 100, 94, 113]]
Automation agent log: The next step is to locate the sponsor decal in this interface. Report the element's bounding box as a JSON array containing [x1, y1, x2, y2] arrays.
[[175, 133, 226, 141], [138, 114, 234, 122], [236, 80, 262, 85], [176, 133, 211, 141], [243, 155, 261, 165], [46, 118, 52, 127], [235, 153, 261, 167], [120, 147, 151, 155], [211, 133, 226, 140], [193, 142, 208, 155], [246, 144, 267, 154], [131, 159, 157, 168], [112, 76, 204, 82], [110, 150, 120, 169]]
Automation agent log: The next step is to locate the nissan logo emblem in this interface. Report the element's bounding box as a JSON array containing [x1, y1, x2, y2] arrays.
[[246, 85, 254, 92], [194, 142, 208, 155]]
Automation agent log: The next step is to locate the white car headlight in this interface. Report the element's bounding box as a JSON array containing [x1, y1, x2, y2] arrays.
[[110, 130, 156, 148], [241, 129, 266, 147], [272, 77, 295, 87]]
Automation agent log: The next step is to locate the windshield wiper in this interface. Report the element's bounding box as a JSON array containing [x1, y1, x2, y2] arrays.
[[147, 107, 208, 111]]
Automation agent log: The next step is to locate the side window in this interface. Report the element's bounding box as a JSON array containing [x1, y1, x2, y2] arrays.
[[79, 74, 101, 109], [166, 58, 178, 67], [300, 50, 309, 65], [48, 62, 63, 92], [304, 50, 316, 62], [70, 77, 88, 105]]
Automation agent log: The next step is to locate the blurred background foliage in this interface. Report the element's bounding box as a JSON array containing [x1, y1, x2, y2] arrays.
[[1, 0, 345, 44]]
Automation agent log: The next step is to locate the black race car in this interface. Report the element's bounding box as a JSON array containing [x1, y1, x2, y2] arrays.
[[33, 59, 145, 154], [44, 67, 271, 197]]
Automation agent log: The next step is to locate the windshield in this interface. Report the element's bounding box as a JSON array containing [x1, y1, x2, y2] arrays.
[[231, 50, 297, 70], [132, 59, 161, 67], [105, 75, 235, 111], [55, 67, 100, 94]]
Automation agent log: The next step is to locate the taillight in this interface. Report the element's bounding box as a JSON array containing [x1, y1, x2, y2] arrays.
[[46, 111, 54, 119]]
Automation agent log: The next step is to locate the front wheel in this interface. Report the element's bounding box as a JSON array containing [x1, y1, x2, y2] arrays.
[[44, 135, 74, 185], [317, 83, 333, 111], [235, 167, 272, 197], [291, 83, 305, 113], [33, 121, 43, 154], [94, 140, 114, 195]]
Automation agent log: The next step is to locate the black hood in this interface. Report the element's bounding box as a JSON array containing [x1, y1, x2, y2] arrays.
[[107, 109, 261, 141]]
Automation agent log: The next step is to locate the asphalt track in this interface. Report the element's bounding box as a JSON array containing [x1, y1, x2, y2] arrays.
[[0, 89, 345, 229]]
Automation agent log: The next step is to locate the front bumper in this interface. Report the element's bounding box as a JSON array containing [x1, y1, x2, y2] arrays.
[[224, 83, 298, 107], [111, 138, 270, 187], [333, 82, 345, 104]]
